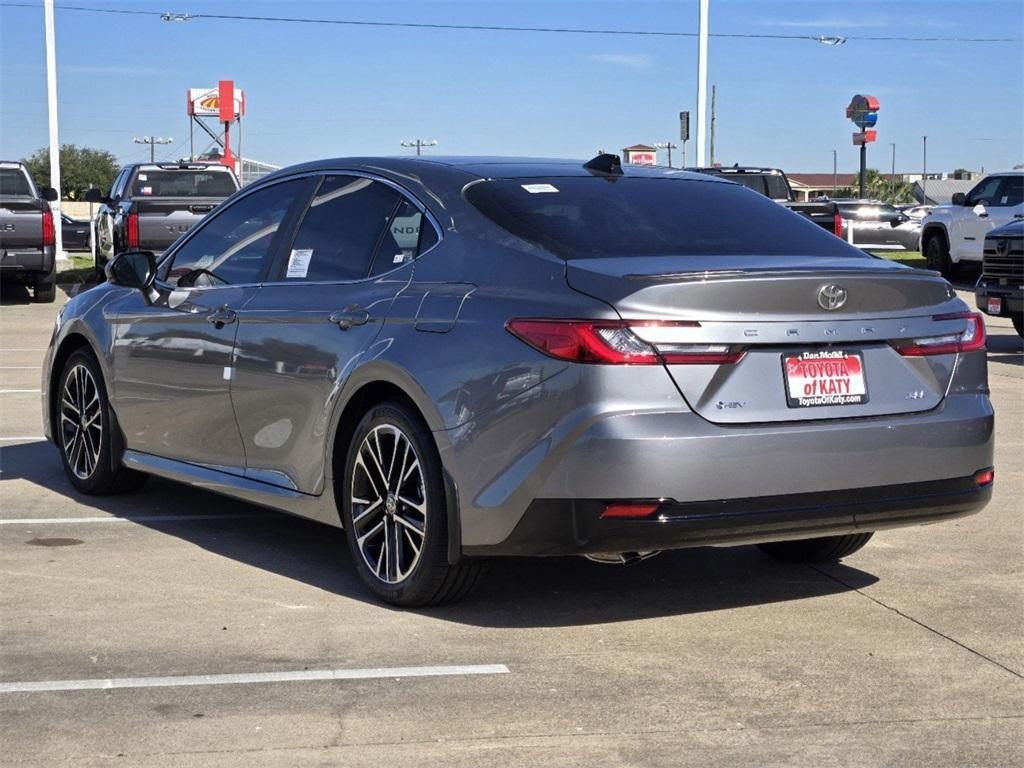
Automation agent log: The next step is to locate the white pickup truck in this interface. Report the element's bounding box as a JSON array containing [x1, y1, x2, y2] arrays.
[[920, 171, 1024, 276]]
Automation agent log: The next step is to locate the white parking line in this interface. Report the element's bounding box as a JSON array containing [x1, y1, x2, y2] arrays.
[[0, 664, 511, 694], [0, 390, 40, 394], [0, 514, 278, 525], [0, 437, 45, 441], [0, 366, 41, 369], [0, 349, 47, 352]]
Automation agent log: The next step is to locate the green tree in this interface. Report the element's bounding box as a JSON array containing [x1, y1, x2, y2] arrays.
[[846, 168, 915, 204], [22, 144, 119, 200]]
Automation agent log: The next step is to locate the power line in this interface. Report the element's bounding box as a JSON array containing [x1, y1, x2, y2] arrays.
[[0, 2, 1018, 43]]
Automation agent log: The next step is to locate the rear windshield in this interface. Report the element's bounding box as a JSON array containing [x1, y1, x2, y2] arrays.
[[129, 169, 238, 198], [465, 177, 858, 259], [0, 168, 34, 197], [710, 172, 790, 200]]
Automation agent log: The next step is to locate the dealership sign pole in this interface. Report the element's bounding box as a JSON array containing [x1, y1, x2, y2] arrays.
[[846, 94, 879, 199]]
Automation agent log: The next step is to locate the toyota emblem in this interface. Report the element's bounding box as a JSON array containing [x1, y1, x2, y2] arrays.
[[817, 284, 848, 311]]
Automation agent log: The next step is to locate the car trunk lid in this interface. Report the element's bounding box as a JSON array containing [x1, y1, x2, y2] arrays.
[[566, 255, 967, 424]]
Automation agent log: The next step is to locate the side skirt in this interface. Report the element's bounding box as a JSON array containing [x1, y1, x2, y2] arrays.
[[122, 450, 341, 527]]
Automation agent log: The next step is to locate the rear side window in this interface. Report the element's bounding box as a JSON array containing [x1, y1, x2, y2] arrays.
[[466, 177, 860, 259], [0, 168, 33, 197], [368, 199, 437, 276], [130, 170, 238, 198], [284, 176, 401, 282]]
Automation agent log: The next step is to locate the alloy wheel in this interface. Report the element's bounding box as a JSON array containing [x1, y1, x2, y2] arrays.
[[60, 363, 103, 480], [350, 424, 427, 584]]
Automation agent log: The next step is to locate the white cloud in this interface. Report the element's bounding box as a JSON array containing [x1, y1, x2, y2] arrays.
[[584, 53, 653, 70]]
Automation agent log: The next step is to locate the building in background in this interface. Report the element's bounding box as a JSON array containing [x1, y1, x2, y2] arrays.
[[622, 145, 658, 165], [239, 157, 280, 186]]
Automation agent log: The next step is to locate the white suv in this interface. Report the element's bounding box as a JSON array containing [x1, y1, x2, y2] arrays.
[[920, 171, 1024, 276]]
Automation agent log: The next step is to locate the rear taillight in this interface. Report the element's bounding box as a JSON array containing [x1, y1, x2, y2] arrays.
[[893, 312, 986, 356], [833, 212, 844, 238], [505, 319, 745, 365], [126, 211, 139, 248], [974, 468, 994, 486], [41, 208, 55, 246]]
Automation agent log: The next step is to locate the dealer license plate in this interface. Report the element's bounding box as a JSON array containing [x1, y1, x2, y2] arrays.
[[987, 297, 1002, 315], [783, 350, 868, 408]]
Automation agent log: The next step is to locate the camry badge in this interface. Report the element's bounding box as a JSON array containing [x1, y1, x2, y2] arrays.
[[817, 284, 848, 311]]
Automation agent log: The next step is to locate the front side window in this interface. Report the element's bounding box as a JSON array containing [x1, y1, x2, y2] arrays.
[[993, 177, 1023, 207], [966, 177, 1003, 206], [283, 176, 401, 282], [163, 179, 304, 288]]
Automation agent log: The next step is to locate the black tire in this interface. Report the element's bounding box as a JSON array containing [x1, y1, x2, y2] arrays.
[[758, 532, 873, 564], [56, 349, 148, 495], [33, 279, 56, 304], [1012, 313, 1023, 338], [924, 235, 956, 278], [341, 400, 483, 607]]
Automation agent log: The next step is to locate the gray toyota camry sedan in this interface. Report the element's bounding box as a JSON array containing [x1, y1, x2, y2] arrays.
[[42, 155, 994, 606]]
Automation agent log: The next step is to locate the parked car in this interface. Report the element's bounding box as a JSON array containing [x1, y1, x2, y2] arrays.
[[921, 171, 1024, 276], [86, 162, 239, 264], [0, 160, 58, 302], [828, 199, 917, 251], [44, 156, 994, 606], [61, 213, 91, 251], [687, 166, 843, 237], [975, 219, 1023, 337]]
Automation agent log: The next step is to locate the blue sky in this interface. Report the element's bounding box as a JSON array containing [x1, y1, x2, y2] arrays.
[[1, 0, 1021, 175]]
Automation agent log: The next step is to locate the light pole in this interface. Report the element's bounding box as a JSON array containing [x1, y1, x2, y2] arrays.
[[922, 136, 928, 204], [832, 149, 838, 195], [400, 139, 438, 156], [43, 0, 65, 260], [133, 136, 174, 163], [695, 0, 709, 167], [889, 142, 896, 201], [654, 142, 678, 168]]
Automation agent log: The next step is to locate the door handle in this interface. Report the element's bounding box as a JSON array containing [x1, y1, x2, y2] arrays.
[[329, 306, 370, 331], [206, 305, 237, 329]]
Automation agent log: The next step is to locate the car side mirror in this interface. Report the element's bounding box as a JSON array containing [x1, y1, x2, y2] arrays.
[[951, 192, 966, 206], [972, 203, 987, 217], [105, 250, 158, 301], [84, 188, 111, 205], [40, 187, 58, 202]]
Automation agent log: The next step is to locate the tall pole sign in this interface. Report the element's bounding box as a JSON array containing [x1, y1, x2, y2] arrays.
[[846, 94, 879, 198], [679, 111, 690, 167]]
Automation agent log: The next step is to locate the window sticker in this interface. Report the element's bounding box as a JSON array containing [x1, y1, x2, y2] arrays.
[[137, 174, 147, 181], [286, 248, 313, 278], [140, 186, 153, 195], [392, 253, 406, 264], [521, 183, 559, 194]]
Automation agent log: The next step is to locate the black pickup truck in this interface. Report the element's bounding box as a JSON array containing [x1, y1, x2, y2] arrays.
[[87, 162, 239, 264], [0, 161, 59, 303], [688, 166, 843, 238]]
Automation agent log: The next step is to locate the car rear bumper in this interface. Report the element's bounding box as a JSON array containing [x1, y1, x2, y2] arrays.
[[455, 392, 994, 550], [1, 246, 55, 276], [464, 474, 992, 556]]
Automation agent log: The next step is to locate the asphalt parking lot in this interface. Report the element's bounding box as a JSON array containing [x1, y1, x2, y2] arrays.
[[0, 279, 1021, 767]]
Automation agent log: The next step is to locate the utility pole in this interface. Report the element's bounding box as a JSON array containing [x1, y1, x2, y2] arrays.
[[889, 142, 896, 201], [922, 136, 928, 205], [695, 0, 709, 167], [709, 84, 717, 166], [400, 139, 438, 156], [134, 136, 174, 163], [832, 149, 838, 195], [654, 142, 677, 168], [43, 0, 65, 260]]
